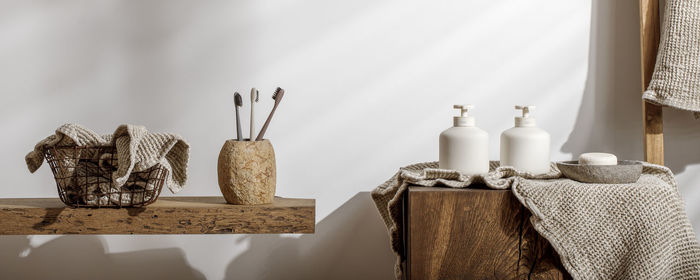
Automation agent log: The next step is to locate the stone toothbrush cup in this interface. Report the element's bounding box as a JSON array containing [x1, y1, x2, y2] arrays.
[[217, 139, 276, 204]]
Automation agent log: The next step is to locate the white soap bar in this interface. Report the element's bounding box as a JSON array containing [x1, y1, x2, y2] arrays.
[[578, 153, 617, 165]]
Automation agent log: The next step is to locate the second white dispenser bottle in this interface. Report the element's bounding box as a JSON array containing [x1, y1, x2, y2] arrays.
[[439, 105, 489, 175], [500, 105, 550, 174]]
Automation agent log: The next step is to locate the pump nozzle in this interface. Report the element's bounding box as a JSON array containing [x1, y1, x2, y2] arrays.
[[452, 105, 475, 127], [453, 104, 474, 117], [515, 105, 535, 118], [514, 105, 537, 127]]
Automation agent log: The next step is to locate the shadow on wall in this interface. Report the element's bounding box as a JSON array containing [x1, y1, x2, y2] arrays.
[[562, 0, 700, 173], [0, 235, 205, 280], [224, 192, 395, 280], [562, 0, 643, 160]]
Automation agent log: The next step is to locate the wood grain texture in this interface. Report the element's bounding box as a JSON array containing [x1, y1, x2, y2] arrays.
[[0, 196, 314, 235], [406, 187, 569, 280], [639, 0, 664, 165]]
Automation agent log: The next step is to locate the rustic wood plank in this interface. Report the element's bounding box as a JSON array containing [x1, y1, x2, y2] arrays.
[[639, 0, 664, 165], [0, 196, 315, 235], [406, 187, 569, 280]]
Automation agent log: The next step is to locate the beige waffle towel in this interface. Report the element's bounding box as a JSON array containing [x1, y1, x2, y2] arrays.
[[372, 161, 700, 279], [26, 123, 190, 193], [643, 0, 700, 118]]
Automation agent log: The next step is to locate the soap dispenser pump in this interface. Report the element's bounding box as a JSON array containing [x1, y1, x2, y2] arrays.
[[500, 105, 550, 174], [439, 105, 489, 175]]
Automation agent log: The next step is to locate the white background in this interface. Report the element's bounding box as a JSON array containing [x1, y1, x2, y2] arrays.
[[1, 0, 699, 279]]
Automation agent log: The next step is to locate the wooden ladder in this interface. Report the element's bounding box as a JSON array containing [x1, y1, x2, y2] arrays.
[[639, 0, 664, 165]]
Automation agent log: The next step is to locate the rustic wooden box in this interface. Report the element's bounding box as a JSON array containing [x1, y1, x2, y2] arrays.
[[404, 186, 570, 280]]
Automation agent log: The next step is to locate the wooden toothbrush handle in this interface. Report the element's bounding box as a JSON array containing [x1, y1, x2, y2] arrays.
[[235, 106, 242, 141], [250, 103, 255, 141], [256, 103, 278, 141]]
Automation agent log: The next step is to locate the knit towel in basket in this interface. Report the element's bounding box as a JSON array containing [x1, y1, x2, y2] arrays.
[[643, 0, 700, 118], [26, 123, 190, 193], [371, 161, 700, 279]]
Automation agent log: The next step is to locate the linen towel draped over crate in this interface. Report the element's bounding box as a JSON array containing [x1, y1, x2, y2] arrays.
[[26, 124, 190, 206], [371, 161, 700, 279], [643, 0, 700, 118]]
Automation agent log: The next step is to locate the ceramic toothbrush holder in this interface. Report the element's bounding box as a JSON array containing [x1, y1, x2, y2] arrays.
[[217, 139, 276, 205]]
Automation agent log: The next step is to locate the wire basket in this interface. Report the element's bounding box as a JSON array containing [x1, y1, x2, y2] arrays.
[[44, 145, 167, 208]]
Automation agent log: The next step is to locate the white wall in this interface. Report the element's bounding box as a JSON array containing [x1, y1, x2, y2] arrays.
[[1, 0, 698, 279]]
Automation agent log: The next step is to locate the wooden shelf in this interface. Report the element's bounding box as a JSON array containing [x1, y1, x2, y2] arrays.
[[0, 196, 314, 235]]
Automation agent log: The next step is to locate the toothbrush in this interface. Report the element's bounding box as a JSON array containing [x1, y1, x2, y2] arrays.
[[234, 92, 243, 141], [255, 87, 285, 141], [250, 88, 259, 141]]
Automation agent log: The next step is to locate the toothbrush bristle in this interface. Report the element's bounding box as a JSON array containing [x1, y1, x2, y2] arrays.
[[272, 87, 284, 99], [234, 92, 242, 106], [251, 88, 259, 102], [255, 89, 259, 102]]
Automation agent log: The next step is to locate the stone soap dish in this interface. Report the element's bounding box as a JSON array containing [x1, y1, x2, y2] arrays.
[[556, 160, 643, 184]]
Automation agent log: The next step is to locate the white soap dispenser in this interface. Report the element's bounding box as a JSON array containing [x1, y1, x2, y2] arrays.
[[500, 105, 550, 174], [439, 105, 489, 175]]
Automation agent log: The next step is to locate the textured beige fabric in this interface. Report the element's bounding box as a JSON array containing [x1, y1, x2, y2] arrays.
[[513, 164, 700, 279], [26, 123, 190, 193], [371, 161, 700, 279], [643, 0, 700, 118]]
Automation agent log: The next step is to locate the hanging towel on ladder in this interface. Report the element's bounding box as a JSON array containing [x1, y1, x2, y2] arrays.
[[644, 0, 700, 118]]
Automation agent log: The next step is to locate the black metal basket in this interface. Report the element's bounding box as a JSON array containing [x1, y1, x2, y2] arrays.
[[44, 145, 167, 208]]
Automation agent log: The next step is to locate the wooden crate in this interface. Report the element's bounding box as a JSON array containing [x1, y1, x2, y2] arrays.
[[405, 186, 570, 280]]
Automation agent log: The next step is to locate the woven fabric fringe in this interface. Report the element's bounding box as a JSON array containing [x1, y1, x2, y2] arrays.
[[643, 0, 700, 118], [371, 161, 700, 279]]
